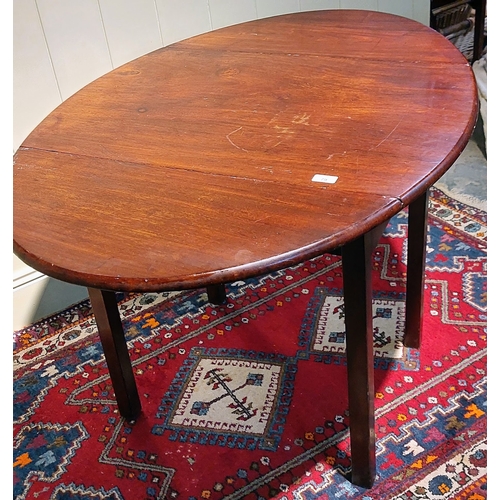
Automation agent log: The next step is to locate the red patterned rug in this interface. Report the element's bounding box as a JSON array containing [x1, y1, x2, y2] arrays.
[[13, 187, 486, 500]]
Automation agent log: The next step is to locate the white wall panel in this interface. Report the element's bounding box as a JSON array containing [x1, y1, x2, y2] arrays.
[[340, 0, 377, 10], [13, 0, 61, 151], [98, 0, 163, 68], [36, 0, 113, 100], [156, 0, 212, 46], [13, 273, 88, 331], [255, 0, 300, 19], [413, 0, 431, 25], [378, 0, 413, 19], [300, 0, 341, 11], [209, 0, 258, 30]]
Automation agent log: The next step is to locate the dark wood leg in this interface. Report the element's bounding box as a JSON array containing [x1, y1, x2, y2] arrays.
[[206, 284, 227, 304], [88, 288, 142, 420], [472, 0, 486, 63], [342, 229, 377, 488], [404, 190, 429, 349]]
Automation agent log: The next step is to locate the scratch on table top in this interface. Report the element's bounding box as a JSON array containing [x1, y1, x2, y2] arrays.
[[274, 124, 294, 134], [292, 113, 311, 125], [226, 126, 248, 152], [267, 140, 283, 150], [254, 215, 271, 223], [370, 118, 403, 151], [327, 151, 347, 160]]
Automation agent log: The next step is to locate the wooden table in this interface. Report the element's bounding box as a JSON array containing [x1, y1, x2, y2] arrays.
[[13, 10, 478, 488]]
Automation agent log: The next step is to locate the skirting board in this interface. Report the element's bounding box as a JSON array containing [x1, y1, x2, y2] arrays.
[[13, 271, 88, 331]]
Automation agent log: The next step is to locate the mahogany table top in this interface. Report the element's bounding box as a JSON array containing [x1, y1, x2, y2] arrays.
[[13, 10, 478, 292]]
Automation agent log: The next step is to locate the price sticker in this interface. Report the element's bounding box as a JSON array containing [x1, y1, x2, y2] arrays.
[[311, 174, 338, 184]]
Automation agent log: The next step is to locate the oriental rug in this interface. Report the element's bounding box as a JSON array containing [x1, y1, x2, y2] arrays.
[[13, 187, 487, 500]]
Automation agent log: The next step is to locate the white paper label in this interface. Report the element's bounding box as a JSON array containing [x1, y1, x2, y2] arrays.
[[312, 174, 338, 184]]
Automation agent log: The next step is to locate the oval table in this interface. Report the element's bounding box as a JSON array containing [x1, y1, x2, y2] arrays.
[[13, 10, 478, 488]]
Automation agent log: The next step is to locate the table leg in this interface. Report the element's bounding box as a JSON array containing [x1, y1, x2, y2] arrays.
[[342, 228, 377, 488], [404, 189, 429, 349], [88, 287, 142, 420], [206, 284, 227, 304]]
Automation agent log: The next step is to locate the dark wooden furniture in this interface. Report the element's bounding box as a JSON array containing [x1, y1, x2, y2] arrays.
[[13, 10, 478, 488], [431, 0, 486, 62]]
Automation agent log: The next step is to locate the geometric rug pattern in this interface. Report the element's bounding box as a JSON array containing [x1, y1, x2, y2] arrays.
[[13, 187, 486, 499]]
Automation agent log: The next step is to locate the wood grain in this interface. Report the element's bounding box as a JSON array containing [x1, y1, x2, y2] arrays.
[[14, 10, 478, 292]]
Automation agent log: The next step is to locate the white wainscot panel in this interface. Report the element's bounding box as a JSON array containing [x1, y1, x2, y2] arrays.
[[156, 0, 212, 46], [412, 0, 430, 25], [300, 0, 341, 11], [36, 0, 113, 101], [13, 255, 89, 331], [209, 0, 258, 30], [378, 0, 413, 19], [13, 0, 62, 151], [99, 0, 163, 68], [339, 0, 377, 9], [256, 0, 301, 19], [14, 278, 89, 331]]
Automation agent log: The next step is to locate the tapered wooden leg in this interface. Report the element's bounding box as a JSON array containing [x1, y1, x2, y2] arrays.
[[206, 284, 227, 304], [88, 288, 142, 420], [342, 230, 376, 488], [404, 190, 429, 349]]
